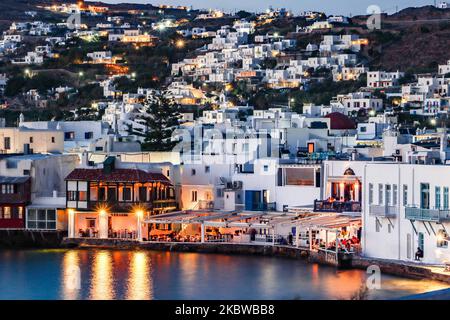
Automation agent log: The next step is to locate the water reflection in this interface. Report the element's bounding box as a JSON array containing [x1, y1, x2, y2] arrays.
[[126, 251, 153, 300], [90, 251, 115, 300], [62, 250, 81, 300], [5, 249, 449, 300]]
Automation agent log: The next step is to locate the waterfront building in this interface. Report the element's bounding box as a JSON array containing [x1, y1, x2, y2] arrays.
[[0, 153, 79, 229], [362, 162, 450, 264], [65, 157, 177, 240]]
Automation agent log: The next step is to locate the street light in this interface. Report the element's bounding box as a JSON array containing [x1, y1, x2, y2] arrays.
[[176, 39, 185, 48]]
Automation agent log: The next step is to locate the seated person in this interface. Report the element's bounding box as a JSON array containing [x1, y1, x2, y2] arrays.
[[415, 247, 424, 261]]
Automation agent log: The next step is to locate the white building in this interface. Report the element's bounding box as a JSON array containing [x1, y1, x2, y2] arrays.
[[362, 161, 450, 265], [438, 60, 450, 75], [367, 71, 404, 88]]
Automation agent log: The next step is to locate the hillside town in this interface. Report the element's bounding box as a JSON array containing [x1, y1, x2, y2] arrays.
[[1, 0, 450, 287]]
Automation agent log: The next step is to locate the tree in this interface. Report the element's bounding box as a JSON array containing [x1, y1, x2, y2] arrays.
[[141, 93, 180, 151]]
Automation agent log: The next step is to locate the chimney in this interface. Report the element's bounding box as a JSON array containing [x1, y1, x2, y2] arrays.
[[80, 151, 89, 167]]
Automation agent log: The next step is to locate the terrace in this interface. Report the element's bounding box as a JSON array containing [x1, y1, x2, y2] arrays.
[[314, 200, 361, 213]]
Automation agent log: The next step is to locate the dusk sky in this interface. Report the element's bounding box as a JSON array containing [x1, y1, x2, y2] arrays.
[[98, 0, 434, 15]]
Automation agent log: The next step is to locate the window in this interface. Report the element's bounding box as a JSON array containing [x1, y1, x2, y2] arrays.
[[84, 132, 93, 139], [123, 187, 132, 201], [420, 183, 430, 209], [64, 131, 75, 141], [191, 169, 196, 176], [435, 186, 441, 209], [360, 126, 367, 132], [68, 191, 77, 201], [437, 229, 448, 248], [3, 207, 11, 219], [51, 137, 55, 143], [403, 185, 408, 206], [368, 183, 373, 204], [29, 137, 33, 143], [139, 187, 147, 202], [192, 190, 198, 202], [444, 187, 449, 210], [98, 187, 106, 201], [393, 184, 398, 206], [263, 165, 269, 172], [90, 186, 98, 201], [1, 184, 15, 194], [378, 184, 383, 205], [23, 170, 30, 175], [4, 137, 10, 150], [205, 166, 210, 173], [385, 184, 391, 206], [78, 191, 87, 201]]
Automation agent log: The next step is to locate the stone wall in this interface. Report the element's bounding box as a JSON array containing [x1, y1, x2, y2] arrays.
[[62, 238, 345, 267], [352, 256, 450, 284], [0, 230, 67, 248]]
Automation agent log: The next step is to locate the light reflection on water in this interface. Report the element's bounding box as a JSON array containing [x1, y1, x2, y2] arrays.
[[126, 251, 153, 300], [0, 249, 447, 300]]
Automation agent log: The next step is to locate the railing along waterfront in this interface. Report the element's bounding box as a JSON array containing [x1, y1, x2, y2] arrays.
[[405, 206, 450, 222]]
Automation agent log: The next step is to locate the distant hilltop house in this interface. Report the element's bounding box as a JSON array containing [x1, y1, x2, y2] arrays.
[[195, 9, 225, 20], [108, 29, 157, 46], [85, 51, 121, 64], [439, 60, 450, 75], [367, 71, 405, 88]]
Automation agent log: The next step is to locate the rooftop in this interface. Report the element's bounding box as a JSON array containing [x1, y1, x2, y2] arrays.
[[65, 168, 172, 185]]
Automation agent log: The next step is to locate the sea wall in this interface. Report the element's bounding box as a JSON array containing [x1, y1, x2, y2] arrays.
[[62, 238, 345, 267], [352, 256, 450, 284], [62, 238, 450, 283], [0, 230, 67, 248]]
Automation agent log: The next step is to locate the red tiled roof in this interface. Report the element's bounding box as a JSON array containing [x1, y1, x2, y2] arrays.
[[65, 169, 172, 185]]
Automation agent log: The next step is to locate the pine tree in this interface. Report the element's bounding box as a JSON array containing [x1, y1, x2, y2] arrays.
[[141, 92, 180, 151]]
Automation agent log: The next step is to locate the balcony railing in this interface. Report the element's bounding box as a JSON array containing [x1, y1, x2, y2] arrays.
[[369, 204, 398, 218], [86, 199, 177, 212], [405, 206, 450, 222], [314, 200, 361, 213]]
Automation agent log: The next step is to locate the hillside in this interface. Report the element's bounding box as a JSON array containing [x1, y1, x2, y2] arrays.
[[352, 6, 450, 72]]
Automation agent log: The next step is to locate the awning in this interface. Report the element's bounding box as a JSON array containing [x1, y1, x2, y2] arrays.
[[289, 213, 361, 231]]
